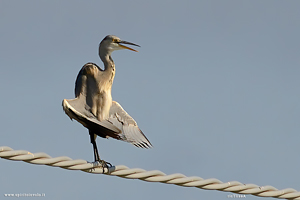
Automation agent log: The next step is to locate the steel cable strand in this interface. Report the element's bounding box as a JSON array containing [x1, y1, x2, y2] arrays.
[[1, 146, 299, 200]]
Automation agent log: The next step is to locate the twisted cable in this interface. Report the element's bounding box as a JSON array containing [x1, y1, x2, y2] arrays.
[[1, 146, 299, 199]]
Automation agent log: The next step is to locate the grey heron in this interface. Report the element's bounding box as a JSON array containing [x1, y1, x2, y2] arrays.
[[62, 35, 152, 169]]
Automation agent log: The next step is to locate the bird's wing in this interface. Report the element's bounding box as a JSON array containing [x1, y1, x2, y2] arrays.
[[75, 62, 101, 98], [62, 98, 122, 139], [108, 101, 152, 148]]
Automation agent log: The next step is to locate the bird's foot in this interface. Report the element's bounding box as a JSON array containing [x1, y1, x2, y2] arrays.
[[91, 159, 112, 173], [98, 159, 112, 169]]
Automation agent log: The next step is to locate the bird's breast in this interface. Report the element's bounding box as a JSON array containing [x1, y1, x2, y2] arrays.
[[94, 90, 112, 121], [85, 67, 115, 121]]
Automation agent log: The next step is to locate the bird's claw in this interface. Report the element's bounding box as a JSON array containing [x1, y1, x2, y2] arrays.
[[98, 159, 112, 170], [90, 160, 112, 173]]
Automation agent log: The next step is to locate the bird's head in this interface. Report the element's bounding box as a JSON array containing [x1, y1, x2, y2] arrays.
[[99, 35, 140, 54]]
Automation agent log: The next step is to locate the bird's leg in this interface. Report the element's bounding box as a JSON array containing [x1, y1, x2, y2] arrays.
[[89, 131, 112, 172]]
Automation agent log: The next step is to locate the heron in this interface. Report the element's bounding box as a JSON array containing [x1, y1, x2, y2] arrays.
[[62, 35, 152, 169]]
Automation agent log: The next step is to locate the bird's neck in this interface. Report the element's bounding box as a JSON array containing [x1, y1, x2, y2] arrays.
[[100, 54, 115, 84], [100, 52, 114, 69]]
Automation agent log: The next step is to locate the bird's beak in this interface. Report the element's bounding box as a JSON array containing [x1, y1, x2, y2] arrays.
[[118, 41, 140, 52]]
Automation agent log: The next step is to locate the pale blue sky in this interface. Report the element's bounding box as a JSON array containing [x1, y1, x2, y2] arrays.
[[1, 1, 300, 199]]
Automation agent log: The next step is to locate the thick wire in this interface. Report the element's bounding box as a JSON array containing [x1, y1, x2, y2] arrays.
[[1, 146, 299, 199]]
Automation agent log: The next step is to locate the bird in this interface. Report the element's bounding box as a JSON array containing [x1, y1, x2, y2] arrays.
[[62, 35, 152, 169]]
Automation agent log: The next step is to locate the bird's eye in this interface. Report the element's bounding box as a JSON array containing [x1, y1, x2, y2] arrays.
[[113, 39, 121, 43]]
